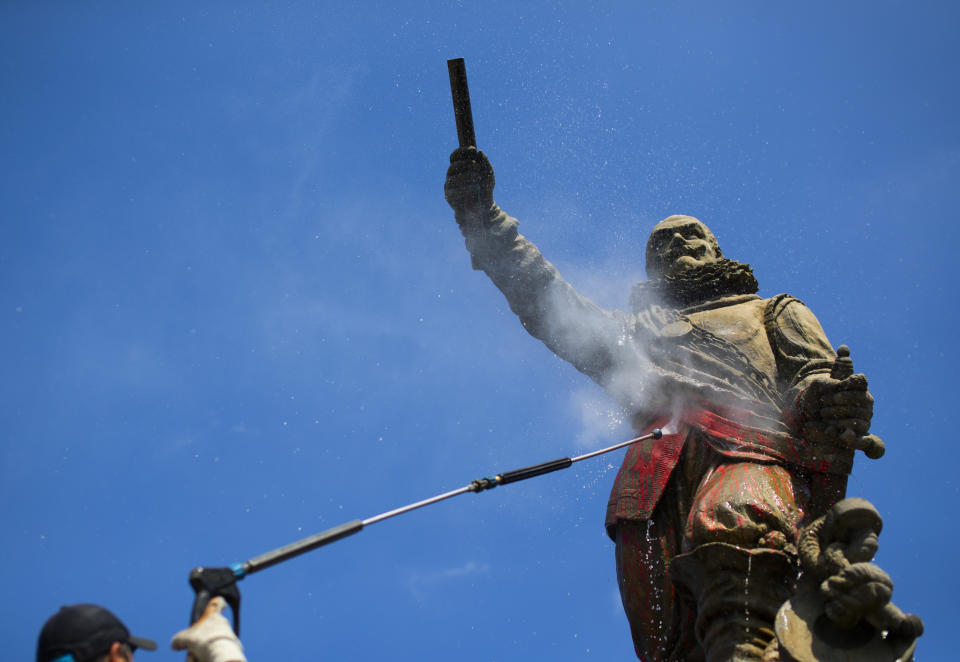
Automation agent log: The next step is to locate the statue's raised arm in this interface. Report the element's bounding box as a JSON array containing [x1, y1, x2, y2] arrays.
[[444, 147, 641, 388]]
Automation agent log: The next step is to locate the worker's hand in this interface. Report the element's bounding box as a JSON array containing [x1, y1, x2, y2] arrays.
[[796, 374, 880, 456], [444, 147, 495, 219], [171, 597, 246, 662]]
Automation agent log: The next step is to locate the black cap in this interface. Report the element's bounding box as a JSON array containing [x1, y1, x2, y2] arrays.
[[37, 604, 157, 662]]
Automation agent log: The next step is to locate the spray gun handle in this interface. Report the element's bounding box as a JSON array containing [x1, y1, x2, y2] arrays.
[[188, 565, 244, 635]]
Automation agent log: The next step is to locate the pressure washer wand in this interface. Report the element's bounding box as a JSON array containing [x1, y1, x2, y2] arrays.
[[188, 428, 663, 632]]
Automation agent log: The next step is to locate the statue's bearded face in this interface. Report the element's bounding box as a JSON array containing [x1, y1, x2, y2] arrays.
[[645, 215, 722, 279]]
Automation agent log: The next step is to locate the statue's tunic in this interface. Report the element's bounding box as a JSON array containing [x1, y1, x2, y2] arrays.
[[458, 207, 853, 661], [606, 294, 852, 527]]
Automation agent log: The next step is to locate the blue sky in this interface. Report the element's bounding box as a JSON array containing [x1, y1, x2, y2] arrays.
[[2, 2, 956, 660]]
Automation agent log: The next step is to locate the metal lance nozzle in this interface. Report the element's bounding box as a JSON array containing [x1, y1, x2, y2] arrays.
[[468, 428, 664, 492], [187, 428, 664, 629]]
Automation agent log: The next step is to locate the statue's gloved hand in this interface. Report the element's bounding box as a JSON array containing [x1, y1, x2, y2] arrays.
[[796, 374, 874, 449], [171, 597, 247, 662], [444, 147, 496, 222]]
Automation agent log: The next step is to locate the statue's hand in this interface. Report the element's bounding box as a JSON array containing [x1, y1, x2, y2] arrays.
[[444, 147, 495, 220], [797, 374, 875, 449], [820, 562, 893, 629], [815, 373, 874, 438]]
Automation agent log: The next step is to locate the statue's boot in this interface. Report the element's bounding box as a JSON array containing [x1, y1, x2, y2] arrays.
[[670, 543, 797, 662]]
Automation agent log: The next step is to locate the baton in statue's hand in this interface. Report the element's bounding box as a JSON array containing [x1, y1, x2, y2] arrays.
[[447, 58, 476, 148]]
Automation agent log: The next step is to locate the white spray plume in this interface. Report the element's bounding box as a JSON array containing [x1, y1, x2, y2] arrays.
[[569, 386, 630, 450], [536, 257, 737, 444]]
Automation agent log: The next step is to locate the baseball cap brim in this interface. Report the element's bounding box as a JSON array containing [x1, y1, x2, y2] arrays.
[[128, 635, 157, 652]]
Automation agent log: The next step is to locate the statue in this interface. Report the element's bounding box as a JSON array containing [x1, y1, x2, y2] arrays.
[[443, 146, 918, 662], [773, 497, 923, 662]]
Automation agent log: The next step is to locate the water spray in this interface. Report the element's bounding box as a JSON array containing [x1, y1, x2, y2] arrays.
[[188, 428, 663, 633]]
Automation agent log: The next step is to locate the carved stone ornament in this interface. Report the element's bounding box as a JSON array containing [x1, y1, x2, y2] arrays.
[[773, 498, 923, 662]]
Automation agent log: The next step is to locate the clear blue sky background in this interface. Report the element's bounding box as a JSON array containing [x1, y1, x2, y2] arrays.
[[2, 2, 956, 660]]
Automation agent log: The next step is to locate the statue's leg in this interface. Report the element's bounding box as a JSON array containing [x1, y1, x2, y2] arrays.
[[671, 462, 808, 662], [613, 442, 708, 662], [615, 516, 702, 662]]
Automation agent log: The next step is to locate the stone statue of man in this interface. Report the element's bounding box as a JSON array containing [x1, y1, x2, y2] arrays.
[[444, 147, 876, 662]]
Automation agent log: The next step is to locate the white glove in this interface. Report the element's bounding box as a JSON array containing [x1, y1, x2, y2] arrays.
[[171, 597, 247, 662]]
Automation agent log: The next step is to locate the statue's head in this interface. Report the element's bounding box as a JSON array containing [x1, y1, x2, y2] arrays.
[[645, 215, 722, 280]]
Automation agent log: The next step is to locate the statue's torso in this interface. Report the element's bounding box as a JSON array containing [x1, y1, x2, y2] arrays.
[[684, 296, 778, 385]]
